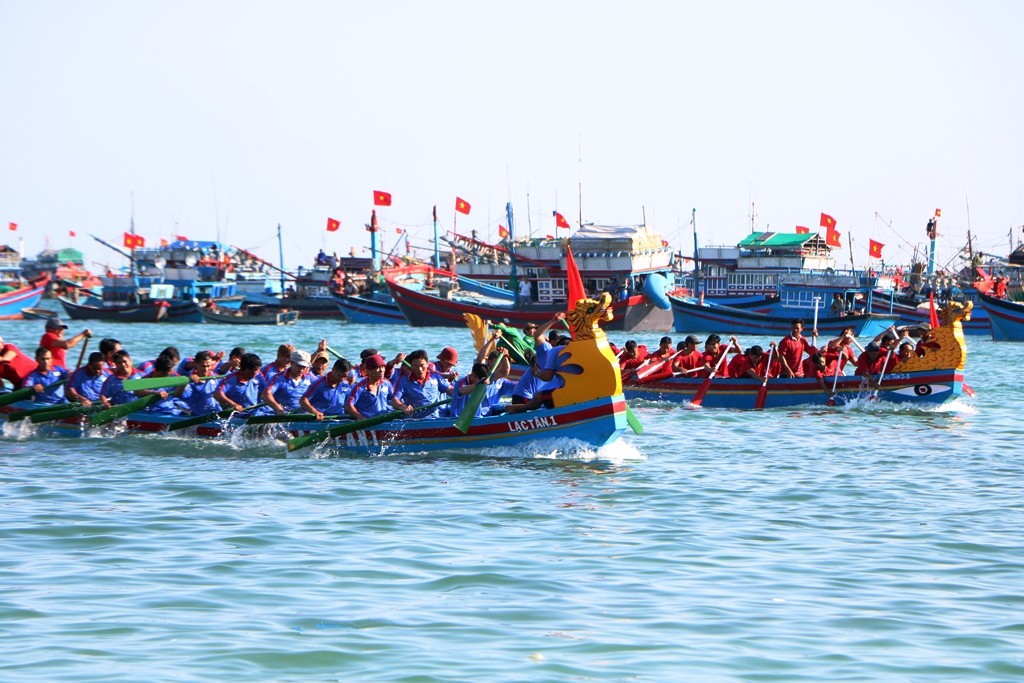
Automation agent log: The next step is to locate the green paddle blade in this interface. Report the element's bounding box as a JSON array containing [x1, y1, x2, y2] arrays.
[[30, 404, 103, 424], [122, 375, 225, 391], [167, 403, 266, 432], [0, 379, 68, 407], [625, 404, 644, 434], [286, 398, 451, 452], [245, 412, 334, 425], [453, 363, 502, 434], [7, 401, 87, 422], [89, 394, 162, 427]]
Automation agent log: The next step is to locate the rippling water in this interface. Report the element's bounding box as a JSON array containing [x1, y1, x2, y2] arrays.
[[2, 314, 1022, 682]]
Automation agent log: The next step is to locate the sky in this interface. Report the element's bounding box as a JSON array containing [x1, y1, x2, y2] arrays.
[[2, 1, 1023, 276]]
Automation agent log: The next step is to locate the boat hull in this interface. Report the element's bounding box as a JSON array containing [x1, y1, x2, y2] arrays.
[[6, 395, 628, 455], [58, 296, 168, 322], [977, 293, 1024, 341], [388, 266, 672, 332], [869, 296, 991, 335], [0, 277, 48, 319], [201, 308, 299, 325], [624, 369, 963, 409], [670, 295, 899, 337], [332, 292, 407, 324]]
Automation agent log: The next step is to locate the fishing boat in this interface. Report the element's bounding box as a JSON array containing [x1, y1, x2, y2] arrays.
[[57, 294, 169, 322], [331, 290, 407, 324], [1, 293, 630, 455], [669, 292, 900, 337], [976, 293, 1024, 341], [19, 307, 59, 321], [0, 274, 49, 320], [200, 304, 299, 325], [624, 299, 972, 409]]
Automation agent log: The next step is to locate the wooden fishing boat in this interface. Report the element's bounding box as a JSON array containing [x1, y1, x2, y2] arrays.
[[669, 292, 899, 337], [387, 264, 673, 331], [625, 299, 973, 409], [0, 274, 49, 320], [201, 305, 299, 325], [57, 295, 169, 322], [19, 307, 59, 321], [331, 291, 407, 324], [1, 293, 630, 455], [977, 293, 1024, 341]]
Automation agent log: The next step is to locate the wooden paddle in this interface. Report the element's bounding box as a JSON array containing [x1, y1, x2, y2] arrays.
[[74, 336, 91, 371], [167, 402, 267, 432], [691, 347, 730, 407], [826, 353, 843, 406], [29, 403, 105, 424], [870, 344, 898, 400], [632, 351, 679, 382], [0, 379, 69, 407], [89, 394, 163, 426], [245, 412, 350, 425], [122, 374, 225, 391], [754, 344, 775, 410], [287, 398, 451, 452]]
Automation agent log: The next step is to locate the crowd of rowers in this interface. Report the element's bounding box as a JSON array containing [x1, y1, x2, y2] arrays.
[[0, 313, 581, 424], [617, 318, 934, 393]]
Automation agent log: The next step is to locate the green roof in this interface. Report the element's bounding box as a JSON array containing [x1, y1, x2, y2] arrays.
[[737, 232, 817, 249]]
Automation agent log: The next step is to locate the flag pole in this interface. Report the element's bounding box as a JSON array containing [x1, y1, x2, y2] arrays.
[[432, 205, 440, 268]]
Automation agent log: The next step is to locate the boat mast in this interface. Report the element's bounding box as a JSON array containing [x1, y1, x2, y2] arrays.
[[432, 205, 440, 268], [129, 191, 136, 278], [277, 223, 285, 294], [507, 201, 518, 302], [368, 209, 380, 272], [926, 210, 939, 277], [691, 208, 701, 298]]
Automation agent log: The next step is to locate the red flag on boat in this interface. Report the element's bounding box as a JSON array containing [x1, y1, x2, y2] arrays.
[[373, 191, 392, 207], [795, 225, 810, 234], [565, 244, 585, 317], [554, 211, 570, 229], [160, 238, 169, 247], [69, 230, 76, 237], [868, 239, 884, 258], [123, 232, 145, 248], [498, 225, 509, 238], [929, 291, 940, 328], [395, 227, 403, 234], [820, 213, 836, 229], [326, 217, 341, 232], [934, 208, 942, 217], [821, 213, 841, 247], [8, 222, 16, 231], [455, 197, 471, 215], [176, 234, 189, 241]]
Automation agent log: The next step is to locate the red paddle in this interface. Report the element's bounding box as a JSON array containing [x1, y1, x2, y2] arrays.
[[755, 344, 775, 410], [691, 348, 730, 407]]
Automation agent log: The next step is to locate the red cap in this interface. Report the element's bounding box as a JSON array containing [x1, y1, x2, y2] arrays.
[[363, 354, 387, 369], [437, 346, 458, 363]]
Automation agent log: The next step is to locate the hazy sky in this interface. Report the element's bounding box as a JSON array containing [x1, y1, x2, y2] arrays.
[[2, 1, 1022, 276]]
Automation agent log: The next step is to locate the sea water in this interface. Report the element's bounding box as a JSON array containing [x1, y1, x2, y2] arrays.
[[1, 315, 1022, 682]]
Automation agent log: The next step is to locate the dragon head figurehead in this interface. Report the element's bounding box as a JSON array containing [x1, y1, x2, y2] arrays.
[[551, 293, 622, 407]]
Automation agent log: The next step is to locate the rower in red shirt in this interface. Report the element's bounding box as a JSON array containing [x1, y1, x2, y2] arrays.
[[777, 319, 814, 378], [727, 345, 765, 379]]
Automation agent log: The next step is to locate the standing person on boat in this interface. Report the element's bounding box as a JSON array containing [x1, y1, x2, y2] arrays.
[[392, 349, 454, 419], [777, 319, 813, 378], [345, 354, 395, 419], [263, 350, 314, 415], [0, 335, 38, 390], [830, 293, 846, 317], [214, 353, 266, 413], [727, 345, 766, 380], [300, 357, 353, 420], [99, 349, 143, 406], [260, 344, 295, 384], [39, 317, 91, 370], [518, 277, 531, 304], [24, 347, 68, 405], [180, 351, 221, 417], [66, 352, 108, 407]]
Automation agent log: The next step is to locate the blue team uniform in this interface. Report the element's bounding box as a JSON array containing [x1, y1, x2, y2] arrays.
[[393, 373, 451, 418], [302, 377, 351, 416], [345, 379, 394, 418], [23, 367, 69, 405]]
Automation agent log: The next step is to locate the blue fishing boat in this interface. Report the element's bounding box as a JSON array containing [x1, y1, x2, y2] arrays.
[[977, 293, 1024, 341], [332, 291, 407, 324], [0, 274, 49, 320], [669, 293, 899, 337]]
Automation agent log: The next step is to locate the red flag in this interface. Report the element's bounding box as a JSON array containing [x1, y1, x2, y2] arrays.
[[123, 232, 134, 248], [455, 197, 471, 215], [929, 291, 940, 328], [326, 217, 340, 232], [69, 230, 76, 238], [826, 225, 841, 248], [565, 244, 585, 314], [160, 238, 169, 247], [934, 208, 942, 217], [868, 239, 884, 259], [135, 235, 146, 248], [176, 234, 189, 241], [820, 213, 836, 229], [498, 225, 509, 238], [553, 211, 570, 229], [8, 222, 16, 231], [395, 227, 403, 234], [373, 191, 392, 206], [795, 225, 810, 234]]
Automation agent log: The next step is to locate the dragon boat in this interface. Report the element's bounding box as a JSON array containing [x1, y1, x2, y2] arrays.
[[1, 294, 630, 455], [622, 300, 973, 409]]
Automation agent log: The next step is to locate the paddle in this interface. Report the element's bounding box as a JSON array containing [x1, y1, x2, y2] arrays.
[[826, 353, 843, 406], [245, 412, 350, 425], [870, 344, 897, 400], [454, 363, 502, 433], [624, 404, 644, 434], [167, 402, 267, 431], [29, 403, 105, 424], [0, 379, 69, 407], [755, 344, 775, 410], [74, 335, 91, 371], [122, 374, 225, 391], [287, 398, 452, 452], [811, 296, 821, 346], [7, 401, 91, 423], [89, 394, 163, 426], [634, 351, 680, 382], [691, 347, 730, 407]]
